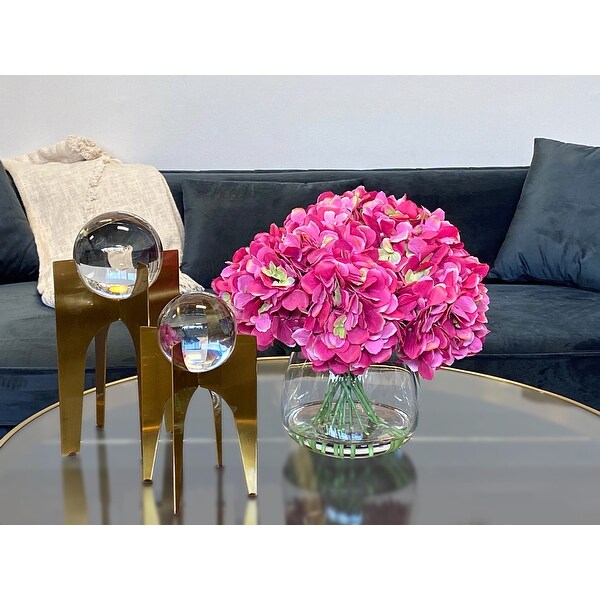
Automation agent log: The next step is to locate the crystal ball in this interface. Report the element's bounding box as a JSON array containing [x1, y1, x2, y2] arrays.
[[157, 292, 237, 372], [73, 211, 163, 300]]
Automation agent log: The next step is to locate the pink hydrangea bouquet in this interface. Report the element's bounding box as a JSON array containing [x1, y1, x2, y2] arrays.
[[213, 186, 490, 380]]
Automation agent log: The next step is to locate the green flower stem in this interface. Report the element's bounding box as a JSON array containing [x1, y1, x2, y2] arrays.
[[347, 391, 365, 432], [354, 378, 385, 425], [313, 372, 387, 440], [318, 376, 339, 423]]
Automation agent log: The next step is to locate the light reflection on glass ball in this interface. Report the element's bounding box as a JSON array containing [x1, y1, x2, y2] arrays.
[[157, 292, 237, 372], [73, 211, 163, 300]]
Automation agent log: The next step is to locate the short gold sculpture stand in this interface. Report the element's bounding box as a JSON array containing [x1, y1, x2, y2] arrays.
[[139, 328, 258, 513], [54, 249, 180, 457]]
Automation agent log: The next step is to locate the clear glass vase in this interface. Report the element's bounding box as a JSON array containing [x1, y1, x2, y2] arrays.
[[281, 352, 419, 458]]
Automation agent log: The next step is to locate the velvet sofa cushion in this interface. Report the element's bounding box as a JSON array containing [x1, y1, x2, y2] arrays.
[[180, 178, 362, 288], [491, 138, 600, 291], [481, 283, 600, 355], [360, 169, 525, 271], [3, 281, 600, 429], [0, 162, 39, 283], [0, 281, 137, 370], [454, 282, 600, 410], [455, 354, 600, 412], [0, 281, 295, 429]]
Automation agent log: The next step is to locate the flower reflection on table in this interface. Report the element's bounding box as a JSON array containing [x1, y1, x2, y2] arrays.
[[282, 447, 417, 525]]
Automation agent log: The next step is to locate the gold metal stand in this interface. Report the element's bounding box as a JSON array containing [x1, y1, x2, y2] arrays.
[[139, 328, 258, 513], [54, 250, 180, 457]]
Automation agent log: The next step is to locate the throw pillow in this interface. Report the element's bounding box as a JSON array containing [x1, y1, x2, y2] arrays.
[[0, 162, 39, 283], [491, 137, 600, 291], [2, 137, 199, 307], [180, 178, 363, 288]]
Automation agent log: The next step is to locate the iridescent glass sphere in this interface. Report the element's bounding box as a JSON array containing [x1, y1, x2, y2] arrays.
[[157, 292, 237, 372], [73, 211, 163, 300]]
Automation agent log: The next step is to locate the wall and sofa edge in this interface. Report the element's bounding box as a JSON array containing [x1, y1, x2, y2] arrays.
[[1, 150, 599, 437]]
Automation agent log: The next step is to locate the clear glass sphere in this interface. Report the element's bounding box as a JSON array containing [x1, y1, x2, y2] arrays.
[[157, 292, 237, 372], [73, 211, 163, 300]]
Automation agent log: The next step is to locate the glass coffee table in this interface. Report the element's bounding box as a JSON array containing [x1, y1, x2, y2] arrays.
[[1, 357, 600, 525]]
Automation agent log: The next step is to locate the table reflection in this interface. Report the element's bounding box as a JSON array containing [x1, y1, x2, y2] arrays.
[[59, 426, 258, 525], [282, 448, 417, 525]]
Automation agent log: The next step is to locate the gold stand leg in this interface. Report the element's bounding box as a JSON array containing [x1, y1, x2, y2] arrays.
[[139, 326, 172, 482], [124, 317, 148, 458], [55, 259, 148, 456], [138, 330, 258, 513], [196, 335, 258, 496], [54, 250, 180, 458], [94, 326, 109, 429], [57, 333, 96, 456], [233, 419, 258, 497], [171, 384, 195, 513], [210, 391, 223, 468], [164, 398, 174, 434]]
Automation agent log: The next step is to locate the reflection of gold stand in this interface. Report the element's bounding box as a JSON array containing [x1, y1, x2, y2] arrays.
[[61, 455, 89, 525], [54, 250, 180, 457], [60, 423, 258, 524], [139, 327, 258, 513]]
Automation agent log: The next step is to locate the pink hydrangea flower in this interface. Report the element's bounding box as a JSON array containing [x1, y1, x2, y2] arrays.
[[212, 186, 490, 379], [159, 323, 179, 349]]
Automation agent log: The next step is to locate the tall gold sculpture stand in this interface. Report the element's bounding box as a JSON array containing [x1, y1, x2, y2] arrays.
[[139, 328, 258, 513], [54, 250, 180, 457]]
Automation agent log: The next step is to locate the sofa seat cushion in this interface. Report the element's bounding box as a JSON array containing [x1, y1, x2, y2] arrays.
[[0, 281, 288, 429], [3, 281, 598, 369], [0, 283, 138, 429], [0, 281, 137, 370], [3, 280, 599, 428], [482, 283, 600, 356]]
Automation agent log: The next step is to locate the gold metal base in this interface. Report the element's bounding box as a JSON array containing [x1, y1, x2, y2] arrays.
[[54, 250, 180, 457], [139, 328, 258, 513]]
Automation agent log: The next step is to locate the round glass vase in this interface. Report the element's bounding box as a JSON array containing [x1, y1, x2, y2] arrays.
[[281, 352, 419, 459]]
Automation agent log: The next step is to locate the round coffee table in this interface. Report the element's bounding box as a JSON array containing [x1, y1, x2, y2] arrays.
[[1, 358, 599, 524]]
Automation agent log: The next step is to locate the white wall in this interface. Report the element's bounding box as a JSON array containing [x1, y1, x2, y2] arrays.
[[1, 75, 599, 170]]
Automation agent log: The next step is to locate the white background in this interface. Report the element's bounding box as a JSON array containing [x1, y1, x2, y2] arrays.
[[2, 75, 599, 170]]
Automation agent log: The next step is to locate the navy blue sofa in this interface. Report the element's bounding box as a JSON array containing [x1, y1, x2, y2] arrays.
[[1, 167, 599, 438]]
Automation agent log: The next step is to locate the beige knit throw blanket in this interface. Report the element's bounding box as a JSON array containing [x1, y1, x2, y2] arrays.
[[2, 136, 200, 307]]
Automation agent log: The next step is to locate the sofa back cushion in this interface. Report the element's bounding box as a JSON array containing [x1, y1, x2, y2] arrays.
[[361, 168, 527, 270], [179, 178, 362, 288], [0, 162, 39, 283], [491, 138, 600, 291], [163, 167, 527, 272]]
